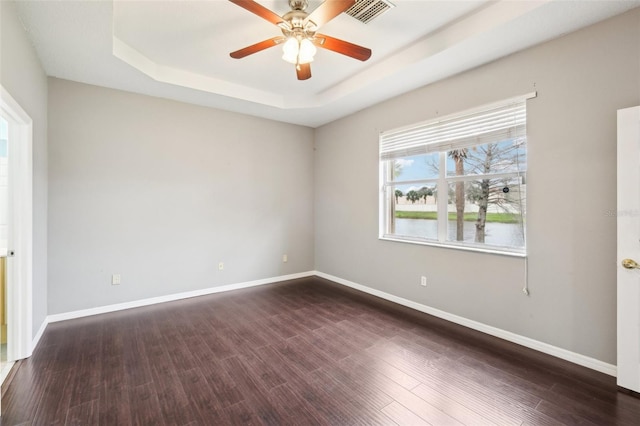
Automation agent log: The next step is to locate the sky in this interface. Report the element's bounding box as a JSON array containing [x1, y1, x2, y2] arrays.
[[392, 140, 526, 193], [395, 153, 440, 182], [395, 140, 526, 180]]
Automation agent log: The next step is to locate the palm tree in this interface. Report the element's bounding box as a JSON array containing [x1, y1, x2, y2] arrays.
[[418, 186, 432, 204], [406, 190, 420, 204], [394, 189, 403, 203], [448, 149, 468, 241], [393, 161, 403, 179]]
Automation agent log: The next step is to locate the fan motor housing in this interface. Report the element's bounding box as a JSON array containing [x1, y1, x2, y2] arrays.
[[289, 0, 308, 11], [282, 10, 309, 29]]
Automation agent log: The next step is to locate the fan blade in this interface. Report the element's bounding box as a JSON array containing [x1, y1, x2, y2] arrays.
[[305, 0, 356, 28], [229, 0, 286, 27], [314, 34, 371, 61], [296, 63, 311, 80], [230, 36, 285, 59]]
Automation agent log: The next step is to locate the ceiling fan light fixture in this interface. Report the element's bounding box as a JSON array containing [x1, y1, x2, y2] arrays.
[[230, 0, 370, 80], [298, 38, 317, 63], [282, 36, 317, 65], [282, 37, 299, 64]]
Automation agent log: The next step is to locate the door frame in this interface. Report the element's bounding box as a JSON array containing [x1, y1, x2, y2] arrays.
[[0, 85, 33, 368], [617, 105, 640, 393]]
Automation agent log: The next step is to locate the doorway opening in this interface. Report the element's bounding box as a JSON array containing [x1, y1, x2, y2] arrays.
[[0, 85, 34, 387], [0, 115, 10, 383]]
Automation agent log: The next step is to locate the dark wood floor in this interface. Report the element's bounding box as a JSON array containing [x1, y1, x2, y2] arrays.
[[2, 277, 639, 425]]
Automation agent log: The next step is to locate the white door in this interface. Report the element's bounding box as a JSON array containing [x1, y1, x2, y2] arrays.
[[617, 105, 640, 393], [0, 86, 33, 369]]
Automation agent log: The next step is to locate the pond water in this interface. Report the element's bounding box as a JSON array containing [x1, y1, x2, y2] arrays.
[[395, 218, 525, 248]]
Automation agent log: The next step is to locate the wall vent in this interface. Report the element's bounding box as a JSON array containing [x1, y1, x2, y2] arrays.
[[345, 0, 395, 24]]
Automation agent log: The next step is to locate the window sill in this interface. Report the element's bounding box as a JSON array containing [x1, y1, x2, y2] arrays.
[[380, 234, 527, 258]]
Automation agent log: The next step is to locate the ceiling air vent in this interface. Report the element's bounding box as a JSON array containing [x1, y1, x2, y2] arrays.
[[345, 0, 395, 24]]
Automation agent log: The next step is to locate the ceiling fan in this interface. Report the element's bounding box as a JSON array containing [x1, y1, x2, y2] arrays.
[[229, 0, 372, 80]]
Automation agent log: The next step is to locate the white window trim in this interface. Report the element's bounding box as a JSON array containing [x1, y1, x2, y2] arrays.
[[379, 93, 535, 256]]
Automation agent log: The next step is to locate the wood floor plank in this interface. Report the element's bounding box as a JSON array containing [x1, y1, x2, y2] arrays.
[[3, 277, 639, 425], [456, 353, 554, 396], [122, 328, 154, 388], [339, 355, 465, 425], [299, 328, 352, 361], [64, 399, 99, 426], [0, 362, 48, 426], [347, 351, 422, 390], [381, 401, 431, 426], [201, 327, 238, 360], [178, 367, 224, 422], [335, 318, 386, 348], [67, 327, 103, 408], [197, 357, 245, 408], [261, 314, 303, 339], [321, 358, 395, 411], [397, 359, 558, 426], [303, 302, 346, 324], [366, 336, 555, 425], [146, 347, 200, 425], [254, 344, 356, 424], [128, 382, 166, 426], [222, 401, 262, 426], [165, 335, 199, 373], [311, 325, 366, 358], [411, 383, 500, 426], [286, 307, 330, 331], [32, 367, 75, 425], [274, 335, 333, 374], [219, 356, 289, 425], [98, 357, 132, 425], [435, 356, 543, 408], [308, 368, 397, 425], [534, 399, 602, 426], [240, 350, 288, 390], [269, 383, 327, 425], [549, 381, 640, 421]]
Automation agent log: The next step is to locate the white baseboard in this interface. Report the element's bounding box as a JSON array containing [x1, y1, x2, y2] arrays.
[[37, 269, 617, 377], [47, 271, 315, 324], [31, 317, 49, 352], [314, 271, 617, 377]]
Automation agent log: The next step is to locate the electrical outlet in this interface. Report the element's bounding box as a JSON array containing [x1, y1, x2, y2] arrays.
[[420, 276, 427, 287], [112, 274, 121, 285], [218, 262, 224, 271], [282, 254, 288, 263]]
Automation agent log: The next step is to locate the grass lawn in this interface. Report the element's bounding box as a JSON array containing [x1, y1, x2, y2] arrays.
[[395, 211, 521, 224]]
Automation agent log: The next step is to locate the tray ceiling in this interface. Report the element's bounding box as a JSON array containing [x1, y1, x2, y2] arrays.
[[14, 0, 640, 127]]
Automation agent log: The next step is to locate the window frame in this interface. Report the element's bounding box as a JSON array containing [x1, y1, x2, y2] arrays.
[[379, 94, 535, 257]]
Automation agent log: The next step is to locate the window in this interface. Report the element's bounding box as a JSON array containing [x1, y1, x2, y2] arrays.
[[379, 95, 534, 255]]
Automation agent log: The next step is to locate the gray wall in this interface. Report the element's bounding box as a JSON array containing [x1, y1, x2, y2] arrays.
[[314, 8, 640, 365], [48, 79, 314, 314], [0, 1, 49, 338], [10, 0, 639, 367]]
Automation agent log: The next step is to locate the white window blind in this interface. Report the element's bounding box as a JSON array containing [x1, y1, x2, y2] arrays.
[[380, 98, 530, 161]]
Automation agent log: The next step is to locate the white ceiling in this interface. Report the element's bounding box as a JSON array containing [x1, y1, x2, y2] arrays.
[[14, 0, 640, 127]]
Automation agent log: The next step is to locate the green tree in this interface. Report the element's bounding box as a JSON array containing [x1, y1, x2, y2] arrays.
[[394, 189, 403, 203], [393, 161, 403, 179], [406, 190, 420, 204], [448, 149, 468, 241], [425, 140, 525, 243], [418, 186, 433, 204], [463, 140, 526, 243]]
